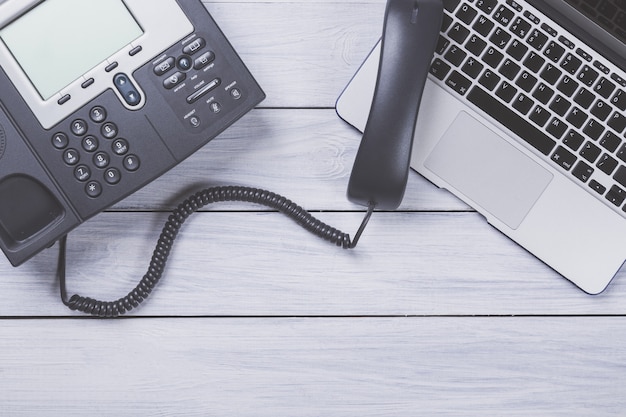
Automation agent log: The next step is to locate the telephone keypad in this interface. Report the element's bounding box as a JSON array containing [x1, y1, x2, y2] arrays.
[[52, 105, 141, 198]]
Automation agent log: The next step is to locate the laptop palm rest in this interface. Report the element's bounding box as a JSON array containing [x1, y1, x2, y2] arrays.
[[425, 111, 553, 229]]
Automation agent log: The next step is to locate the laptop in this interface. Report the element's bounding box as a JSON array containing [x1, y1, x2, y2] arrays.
[[337, 0, 626, 294]]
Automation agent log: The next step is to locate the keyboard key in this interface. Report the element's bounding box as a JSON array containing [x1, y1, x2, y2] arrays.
[[580, 141, 602, 163], [577, 65, 599, 87], [557, 76, 579, 97], [510, 17, 532, 39], [436, 35, 451, 54], [490, 27, 511, 49], [611, 90, 626, 111], [549, 95, 571, 116], [563, 130, 585, 151], [499, 59, 521, 80], [606, 185, 626, 207], [446, 71, 472, 95], [473, 15, 495, 36], [597, 153, 619, 175], [445, 45, 467, 66], [527, 29, 549, 50], [443, 0, 461, 13], [523, 52, 545, 73], [496, 81, 518, 102], [478, 69, 501, 90], [461, 57, 484, 78], [546, 117, 568, 139], [466, 34, 487, 56], [540, 64, 562, 85], [467, 86, 557, 155], [574, 88, 595, 108], [617, 144, 626, 163], [544, 41, 565, 63], [449, 22, 471, 44], [493, 5, 515, 26], [590, 100, 612, 121], [430, 58, 451, 80], [530, 105, 551, 127], [482, 46, 504, 68], [513, 93, 534, 114], [589, 179, 607, 195], [572, 160, 594, 182], [456, 4, 478, 24], [582, 119, 605, 141], [613, 166, 626, 189], [532, 83, 554, 104], [594, 77, 616, 99], [475, 0, 498, 14], [566, 107, 588, 128], [551, 145, 577, 170], [560, 53, 583, 75], [516, 71, 538, 92], [506, 39, 529, 61], [608, 112, 626, 133], [599, 131, 622, 153]]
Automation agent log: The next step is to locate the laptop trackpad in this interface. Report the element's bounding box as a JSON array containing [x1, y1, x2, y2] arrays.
[[424, 111, 553, 229]]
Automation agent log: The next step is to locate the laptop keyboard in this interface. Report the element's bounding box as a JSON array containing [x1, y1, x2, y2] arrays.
[[430, 0, 626, 217]]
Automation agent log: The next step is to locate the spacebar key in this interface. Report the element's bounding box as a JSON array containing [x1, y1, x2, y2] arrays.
[[467, 86, 556, 156]]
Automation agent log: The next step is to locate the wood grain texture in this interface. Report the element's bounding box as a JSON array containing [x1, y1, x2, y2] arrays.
[[0, 1, 624, 415], [1, 318, 625, 417]]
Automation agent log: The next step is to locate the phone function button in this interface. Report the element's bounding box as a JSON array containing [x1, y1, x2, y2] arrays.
[[186, 78, 221, 104], [71, 119, 88, 136], [113, 73, 142, 107], [52, 133, 69, 149], [183, 38, 206, 55], [105, 62, 119, 72], [123, 155, 140, 172], [194, 51, 215, 70], [58, 94, 71, 105], [81, 78, 95, 89], [85, 181, 102, 198], [230, 88, 242, 100], [154, 57, 176, 76], [177, 55, 193, 71], [164, 71, 186, 89], [129, 45, 143, 56], [93, 152, 110, 169]]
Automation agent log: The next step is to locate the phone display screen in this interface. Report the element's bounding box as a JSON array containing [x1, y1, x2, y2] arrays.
[[0, 0, 143, 100]]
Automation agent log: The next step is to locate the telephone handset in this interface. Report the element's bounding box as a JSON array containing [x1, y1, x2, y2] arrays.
[[6, 0, 443, 316]]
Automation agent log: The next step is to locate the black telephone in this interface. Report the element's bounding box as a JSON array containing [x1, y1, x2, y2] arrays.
[[1, 0, 443, 316], [0, 0, 264, 266]]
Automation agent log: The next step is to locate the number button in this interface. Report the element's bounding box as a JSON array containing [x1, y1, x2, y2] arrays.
[[71, 119, 88, 136], [85, 181, 102, 198], [101, 122, 118, 139], [104, 168, 121, 185], [93, 152, 110, 169], [123, 155, 140, 172], [74, 165, 91, 182], [63, 149, 80, 165], [52, 133, 69, 149], [112, 138, 129, 155], [82, 135, 99, 152], [90, 106, 107, 123]]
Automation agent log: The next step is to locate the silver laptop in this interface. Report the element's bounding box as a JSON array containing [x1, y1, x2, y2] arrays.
[[337, 0, 626, 294]]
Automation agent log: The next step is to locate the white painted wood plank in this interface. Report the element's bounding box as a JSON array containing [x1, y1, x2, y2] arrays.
[[0, 317, 625, 416], [203, 1, 387, 108], [2, 212, 624, 317], [112, 109, 467, 211]]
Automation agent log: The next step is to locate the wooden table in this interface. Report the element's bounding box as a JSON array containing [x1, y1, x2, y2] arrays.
[[1, 1, 625, 415]]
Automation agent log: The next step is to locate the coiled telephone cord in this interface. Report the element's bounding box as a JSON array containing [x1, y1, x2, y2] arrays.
[[59, 185, 375, 317]]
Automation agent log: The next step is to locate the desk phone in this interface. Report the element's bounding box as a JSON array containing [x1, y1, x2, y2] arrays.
[[0, 0, 265, 266]]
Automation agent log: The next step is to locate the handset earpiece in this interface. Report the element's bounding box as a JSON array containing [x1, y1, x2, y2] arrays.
[[347, 0, 443, 209]]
